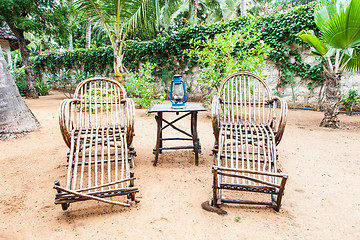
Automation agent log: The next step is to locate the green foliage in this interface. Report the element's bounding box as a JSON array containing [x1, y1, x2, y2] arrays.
[[33, 46, 113, 76], [340, 90, 360, 114], [184, 25, 272, 103], [0, 0, 69, 40], [11, 66, 26, 82], [45, 69, 93, 98], [297, 0, 360, 75], [12, 66, 50, 96], [36, 81, 50, 96], [12, 66, 27, 96], [73, 21, 111, 48], [124, 62, 165, 109], [34, 2, 324, 90], [73, 0, 162, 76], [51, 17, 111, 49], [15, 80, 50, 96], [80, 88, 117, 114], [15, 80, 27, 96]]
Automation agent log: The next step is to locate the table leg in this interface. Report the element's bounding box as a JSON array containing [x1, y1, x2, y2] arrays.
[[154, 112, 162, 166], [191, 111, 199, 166], [159, 114, 163, 154]]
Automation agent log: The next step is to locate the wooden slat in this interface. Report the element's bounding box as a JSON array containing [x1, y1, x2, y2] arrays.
[[54, 185, 131, 207]]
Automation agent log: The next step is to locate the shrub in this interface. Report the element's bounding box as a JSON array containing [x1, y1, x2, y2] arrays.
[[12, 66, 50, 96], [184, 25, 272, 104], [34, 2, 323, 92], [340, 90, 360, 115], [15, 80, 27, 96], [79, 88, 117, 114], [124, 62, 165, 109], [12, 66, 26, 96], [11, 66, 26, 82], [45, 69, 93, 98], [36, 81, 50, 96]]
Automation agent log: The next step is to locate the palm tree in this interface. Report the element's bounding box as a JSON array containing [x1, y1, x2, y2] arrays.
[[73, 0, 162, 83], [164, 0, 243, 29], [297, 0, 360, 128], [247, 0, 272, 16], [0, 46, 40, 138], [85, 18, 92, 49], [240, 0, 246, 16], [219, 0, 242, 19]]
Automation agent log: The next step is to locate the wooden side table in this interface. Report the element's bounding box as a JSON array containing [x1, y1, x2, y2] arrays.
[[148, 104, 206, 166]]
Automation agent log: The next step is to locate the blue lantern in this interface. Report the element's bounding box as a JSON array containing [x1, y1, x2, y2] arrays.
[[170, 74, 187, 109]]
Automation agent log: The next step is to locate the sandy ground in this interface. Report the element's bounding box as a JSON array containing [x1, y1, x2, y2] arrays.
[[1, 91, 360, 239]]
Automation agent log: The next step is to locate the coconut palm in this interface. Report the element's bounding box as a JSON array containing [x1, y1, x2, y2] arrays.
[[217, 0, 243, 19], [0, 46, 40, 138], [297, 0, 360, 128], [163, 0, 217, 27], [240, 0, 246, 16], [85, 18, 92, 49], [73, 0, 162, 83], [164, 0, 243, 28]]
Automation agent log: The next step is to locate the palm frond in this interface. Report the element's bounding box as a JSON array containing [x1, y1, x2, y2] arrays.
[[73, 0, 114, 46], [121, 0, 160, 37], [168, 0, 191, 24], [342, 47, 360, 72], [314, 0, 341, 32], [161, 0, 182, 28], [204, 0, 224, 22], [316, 0, 360, 49]]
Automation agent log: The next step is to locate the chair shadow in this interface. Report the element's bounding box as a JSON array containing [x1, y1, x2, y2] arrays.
[[56, 200, 138, 221]]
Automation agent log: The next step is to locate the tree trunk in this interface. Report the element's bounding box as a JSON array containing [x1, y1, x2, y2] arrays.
[[240, 0, 246, 16], [0, 46, 40, 138], [113, 35, 125, 84], [69, 32, 73, 51], [192, 0, 198, 26], [320, 72, 341, 128], [8, 24, 38, 99], [85, 19, 91, 49]]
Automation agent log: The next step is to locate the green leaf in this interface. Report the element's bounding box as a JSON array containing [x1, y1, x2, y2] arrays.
[[297, 30, 330, 56]]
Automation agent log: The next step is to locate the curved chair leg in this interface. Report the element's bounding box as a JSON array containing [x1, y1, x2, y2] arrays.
[[54, 180, 70, 211], [61, 203, 70, 211], [273, 175, 288, 212]]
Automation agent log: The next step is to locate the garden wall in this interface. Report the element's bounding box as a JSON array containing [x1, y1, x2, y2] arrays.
[[171, 53, 360, 109], [33, 2, 360, 109], [261, 49, 360, 109]]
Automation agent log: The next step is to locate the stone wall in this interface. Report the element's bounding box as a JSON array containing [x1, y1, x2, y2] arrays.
[[174, 49, 360, 110], [264, 51, 360, 109]]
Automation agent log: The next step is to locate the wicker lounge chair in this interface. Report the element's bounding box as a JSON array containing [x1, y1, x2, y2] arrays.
[[211, 72, 288, 212], [54, 78, 138, 210]]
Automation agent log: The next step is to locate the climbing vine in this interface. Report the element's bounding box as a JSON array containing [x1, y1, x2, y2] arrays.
[[33, 2, 323, 89], [33, 46, 113, 77]]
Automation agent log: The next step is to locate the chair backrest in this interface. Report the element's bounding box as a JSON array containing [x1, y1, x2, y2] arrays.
[[71, 77, 128, 130], [217, 72, 277, 126]]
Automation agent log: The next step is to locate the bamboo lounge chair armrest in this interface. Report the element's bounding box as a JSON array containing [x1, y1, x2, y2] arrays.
[[268, 96, 288, 145], [59, 98, 80, 148], [124, 97, 135, 147], [211, 95, 221, 143]]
